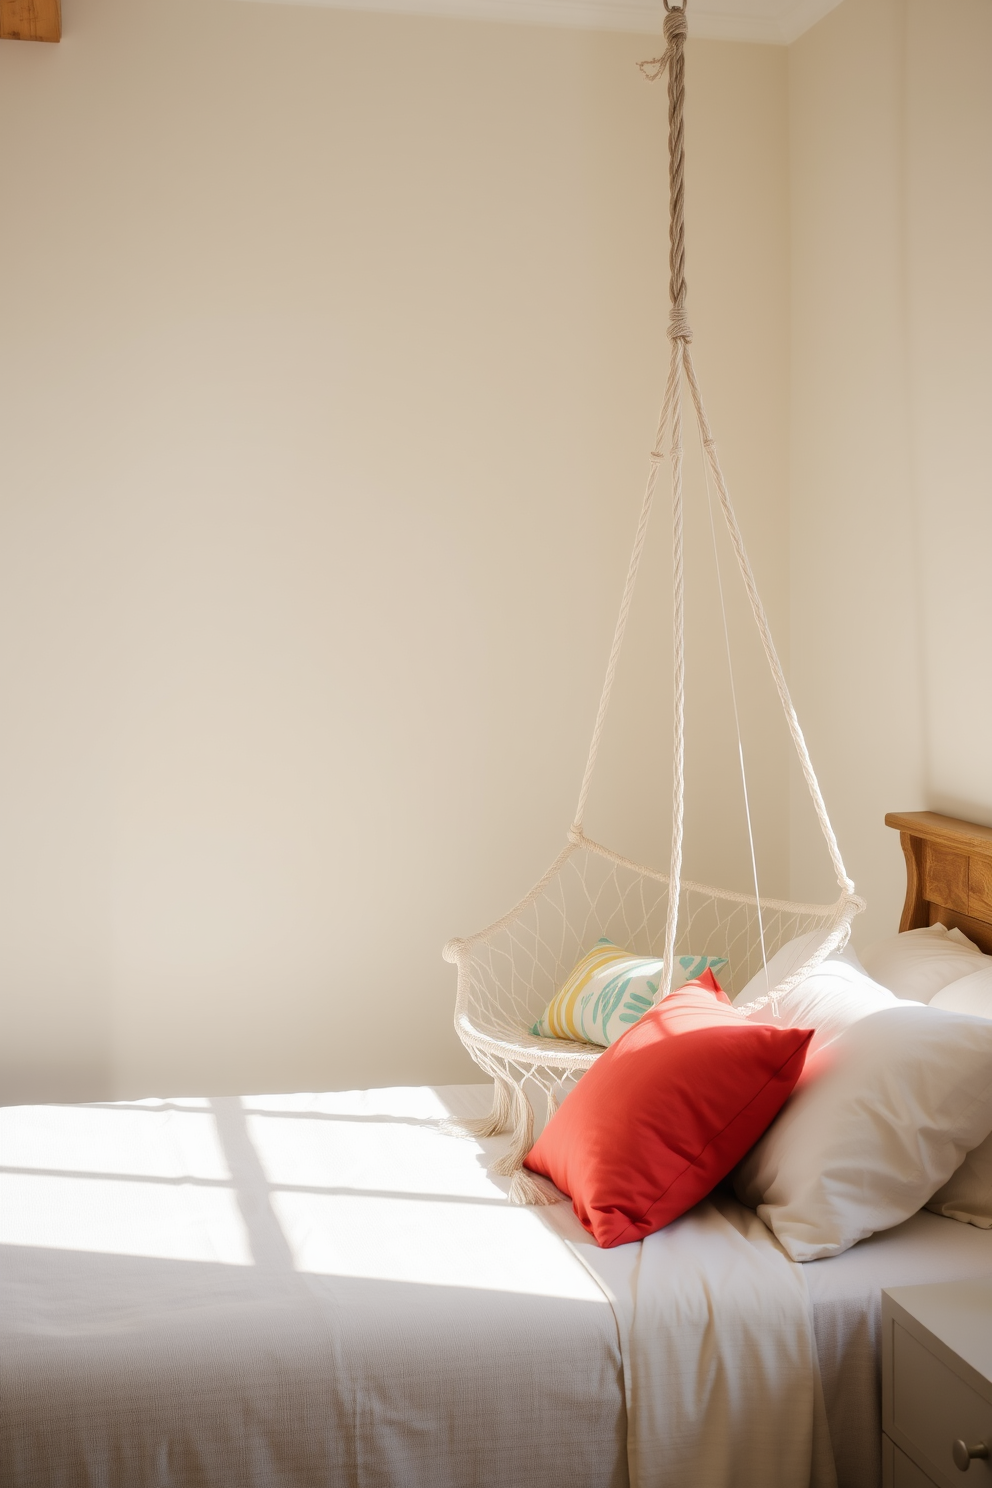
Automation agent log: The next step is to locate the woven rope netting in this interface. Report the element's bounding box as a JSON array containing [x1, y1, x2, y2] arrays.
[[443, 1, 863, 1203]]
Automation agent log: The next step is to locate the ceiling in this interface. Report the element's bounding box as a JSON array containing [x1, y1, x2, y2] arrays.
[[244, 0, 842, 43]]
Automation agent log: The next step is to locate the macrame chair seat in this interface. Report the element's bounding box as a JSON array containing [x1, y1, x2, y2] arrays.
[[443, 835, 859, 1203], [443, 0, 863, 1205]]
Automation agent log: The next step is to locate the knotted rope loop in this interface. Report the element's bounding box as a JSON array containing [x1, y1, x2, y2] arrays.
[[668, 307, 693, 342], [637, 7, 688, 87]]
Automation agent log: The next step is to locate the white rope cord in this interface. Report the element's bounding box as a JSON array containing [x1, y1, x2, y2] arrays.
[[660, 338, 686, 997], [699, 417, 773, 1005], [571, 337, 682, 838], [681, 344, 854, 895]]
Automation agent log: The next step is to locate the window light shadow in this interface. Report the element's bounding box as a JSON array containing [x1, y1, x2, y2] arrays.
[[0, 1093, 600, 1301]]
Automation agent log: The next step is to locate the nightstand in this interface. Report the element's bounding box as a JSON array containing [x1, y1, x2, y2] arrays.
[[882, 1279, 992, 1488]]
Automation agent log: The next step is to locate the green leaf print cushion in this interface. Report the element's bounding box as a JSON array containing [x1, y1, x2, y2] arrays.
[[531, 938, 729, 1047]]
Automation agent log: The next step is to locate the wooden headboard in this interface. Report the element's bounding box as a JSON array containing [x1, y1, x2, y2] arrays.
[[886, 811, 992, 956]]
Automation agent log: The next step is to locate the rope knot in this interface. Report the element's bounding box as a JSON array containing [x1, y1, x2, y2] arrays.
[[667, 307, 693, 342], [663, 5, 688, 45], [637, 5, 686, 82], [649, 449, 665, 465]]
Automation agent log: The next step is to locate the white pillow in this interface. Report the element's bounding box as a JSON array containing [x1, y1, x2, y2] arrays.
[[733, 930, 866, 1008], [736, 960, 906, 1056], [859, 923, 988, 1003], [930, 964, 992, 1019], [947, 926, 984, 948], [926, 965, 992, 1229], [734, 1004, 992, 1261]]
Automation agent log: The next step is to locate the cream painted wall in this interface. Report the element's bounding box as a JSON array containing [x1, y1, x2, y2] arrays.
[[0, 3, 790, 1101], [788, 0, 992, 945], [903, 0, 992, 825]]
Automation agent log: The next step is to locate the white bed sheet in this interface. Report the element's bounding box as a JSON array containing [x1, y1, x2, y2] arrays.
[[558, 1187, 838, 1488], [3, 1081, 990, 1488], [0, 1084, 627, 1488]]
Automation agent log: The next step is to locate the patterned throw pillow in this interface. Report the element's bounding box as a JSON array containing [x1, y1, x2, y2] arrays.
[[531, 938, 729, 1047]]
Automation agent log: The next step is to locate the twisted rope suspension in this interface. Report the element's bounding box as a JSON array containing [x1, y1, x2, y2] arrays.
[[639, 3, 692, 343], [574, 0, 854, 1002], [655, 2, 691, 999]]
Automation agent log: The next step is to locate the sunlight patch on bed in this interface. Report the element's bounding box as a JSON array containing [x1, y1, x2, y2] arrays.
[[244, 1109, 501, 1199], [244, 1086, 482, 1123], [0, 1086, 607, 1296], [270, 1190, 608, 1301], [0, 1101, 231, 1182], [0, 1172, 252, 1265]]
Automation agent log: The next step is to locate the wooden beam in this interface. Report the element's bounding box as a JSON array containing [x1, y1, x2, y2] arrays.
[[0, 0, 61, 42]]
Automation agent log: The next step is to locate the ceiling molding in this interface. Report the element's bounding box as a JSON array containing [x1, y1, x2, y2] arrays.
[[769, 0, 842, 44], [236, 0, 844, 44]]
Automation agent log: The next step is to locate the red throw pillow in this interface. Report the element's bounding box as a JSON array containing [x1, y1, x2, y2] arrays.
[[524, 970, 812, 1247]]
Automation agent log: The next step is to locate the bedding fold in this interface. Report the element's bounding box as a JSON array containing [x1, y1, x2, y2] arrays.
[[548, 1187, 837, 1488]]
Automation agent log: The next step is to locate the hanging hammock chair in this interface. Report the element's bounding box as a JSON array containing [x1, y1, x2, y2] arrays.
[[443, 0, 864, 1204]]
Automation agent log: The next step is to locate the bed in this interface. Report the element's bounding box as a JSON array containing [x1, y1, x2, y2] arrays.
[[2, 812, 991, 1488]]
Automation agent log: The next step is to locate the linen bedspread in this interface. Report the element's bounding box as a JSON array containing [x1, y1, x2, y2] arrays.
[[1, 1081, 837, 1488], [551, 1186, 837, 1488], [1, 1084, 626, 1488]]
